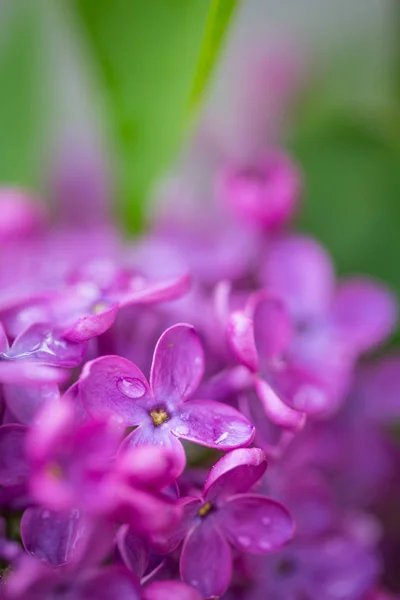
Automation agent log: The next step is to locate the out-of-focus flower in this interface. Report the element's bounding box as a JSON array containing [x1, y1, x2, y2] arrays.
[[217, 150, 301, 229]]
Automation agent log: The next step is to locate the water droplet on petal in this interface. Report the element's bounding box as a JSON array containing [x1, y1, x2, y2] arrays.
[[117, 377, 147, 399], [215, 431, 228, 445], [238, 535, 251, 548], [262, 516, 271, 526]]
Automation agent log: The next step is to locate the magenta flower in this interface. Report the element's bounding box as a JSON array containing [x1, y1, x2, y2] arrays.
[[217, 150, 301, 229], [3, 258, 191, 344], [153, 448, 294, 599], [79, 324, 255, 473], [3, 555, 141, 600], [25, 400, 180, 533]]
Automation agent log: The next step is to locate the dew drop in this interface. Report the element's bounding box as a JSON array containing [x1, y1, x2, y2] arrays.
[[215, 432, 228, 445], [237, 535, 251, 548], [117, 377, 147, 399]]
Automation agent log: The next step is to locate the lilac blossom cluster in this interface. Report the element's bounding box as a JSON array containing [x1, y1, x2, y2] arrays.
[[0, 144, 398, 600]]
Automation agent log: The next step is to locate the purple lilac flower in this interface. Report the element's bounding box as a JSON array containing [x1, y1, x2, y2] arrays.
[[2, 555, 141, 600], [24, 399, 181, 532], [79, 324, 255, 474], [152, 448, 294, 599], [217, 149, 301, 229], [2, 258, 190, 344]]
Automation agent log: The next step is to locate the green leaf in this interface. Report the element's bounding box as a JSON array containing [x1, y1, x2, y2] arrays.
[[0, 4, 43, 187], [291, 113, 400, 297], [188, 0, 238, 113], [74, 0, 224, 232]]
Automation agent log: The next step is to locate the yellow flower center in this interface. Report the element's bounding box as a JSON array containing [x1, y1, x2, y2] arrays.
[[198, 502, 212, 517], [91, 301, 110, 314], [46, 462, 63, 479], [150, 409, 169, 426]]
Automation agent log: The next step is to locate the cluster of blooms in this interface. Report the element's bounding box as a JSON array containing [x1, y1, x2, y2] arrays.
[[0, 138, 399, 600]]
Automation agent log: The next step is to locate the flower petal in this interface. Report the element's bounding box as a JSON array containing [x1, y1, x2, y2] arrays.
[[7, 323, 86, 367], [80, 355, 151, 425], [253, 295, 292, 362], [0, 361, 66, 385], [21, 508, 86, 567], [117, 445, 183, 489], [121, 424, 186, 477], [115, 273, 191, 306], [62, 304, 119, 343], [149, 496, 201, 554], [3, 383, 60, 425], [144, 581, 202, 600], [150, 324, 204, 405], [262, 235, 334, 318], [180, 522, 232, 599], [204, 447, 267, 503], [115, 525, 149, 579], [0, 424, 29, 486], [219, 493, 294, 553], [175, 399, 255, 450], [227, 311, 259, 372], [82, 566, 141, 600], [254, 377, 306, 431], [332, 278, 397, 352], [0, 321, 9, 353]]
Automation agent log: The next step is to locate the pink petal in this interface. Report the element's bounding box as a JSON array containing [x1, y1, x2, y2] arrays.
[[3, 383, 60, 425], [175, 399, 255, 450], [332, 278, 397, 352], [62, 304, 119, 343], [253, 296, 292, 362], [219, 493, 294, 553], [117, 445, 182, 489], [121, 424, 186, 477], [227, 311, 259, 372], [80, 355, 151, 425], [118, 486, 179, 535], [254, 377, 306, 431], [144, 581, 202, 600], [116, 273, 191, 306], [150, 324, 204, 404], [180, 522, 232, 599], [262, 235, 334, 318], [204, 447, 267, 503]]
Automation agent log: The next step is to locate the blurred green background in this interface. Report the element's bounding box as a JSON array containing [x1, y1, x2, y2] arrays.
[[1, 0, 400, 337]]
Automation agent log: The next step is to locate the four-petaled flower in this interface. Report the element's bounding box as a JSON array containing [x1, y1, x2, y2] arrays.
[[79, 324, 255, 474], [152, 448, 294, 599]]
